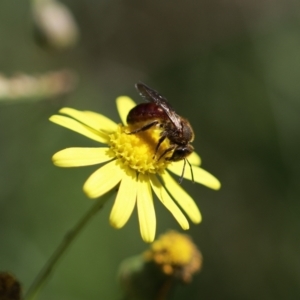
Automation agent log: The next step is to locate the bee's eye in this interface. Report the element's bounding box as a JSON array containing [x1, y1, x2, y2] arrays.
[[182, 122, 194, 141], [171, 146, 193, 161]]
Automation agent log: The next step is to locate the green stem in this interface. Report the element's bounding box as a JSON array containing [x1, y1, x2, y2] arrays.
[[24, 192, 113, 300]]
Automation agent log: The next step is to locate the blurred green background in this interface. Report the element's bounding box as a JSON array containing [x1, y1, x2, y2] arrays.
[[1, 0, 300, 299]]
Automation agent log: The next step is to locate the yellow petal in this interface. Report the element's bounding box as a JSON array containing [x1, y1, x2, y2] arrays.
[[49, 115, 109, 143], [83, 160, 124, 198], [137, 173, 156, 243], [110, 168, 137, 228], [59, 107, 109, 133], [167, 164, 221, 190], [150, 175, 189, 230], [116, 96, 136, 125], [83, 111, 118, 133], [188, 152, 201, 166], [52, 147, 112, 167], [160, 171, 202, 224], [167, 160, 192, 180]]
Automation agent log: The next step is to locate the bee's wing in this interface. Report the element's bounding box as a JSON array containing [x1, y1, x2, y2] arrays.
[[135, 82, 182, 129]]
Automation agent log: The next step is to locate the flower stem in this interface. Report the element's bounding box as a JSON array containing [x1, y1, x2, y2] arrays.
[[24, 192, 113, 300]]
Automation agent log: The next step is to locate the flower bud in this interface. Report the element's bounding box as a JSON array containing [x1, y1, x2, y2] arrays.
[[119, 231, 202, 300]]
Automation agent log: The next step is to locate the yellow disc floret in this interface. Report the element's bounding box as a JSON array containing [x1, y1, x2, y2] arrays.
[[143, 230, 202, 282], [108, 124, 172, 174]]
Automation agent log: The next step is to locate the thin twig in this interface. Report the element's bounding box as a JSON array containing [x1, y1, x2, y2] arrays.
[[24, 191, 113, 300]]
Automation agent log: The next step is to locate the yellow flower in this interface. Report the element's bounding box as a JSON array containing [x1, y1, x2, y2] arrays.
[[143, 230, 202, 283], [50, 96, 221, 242]]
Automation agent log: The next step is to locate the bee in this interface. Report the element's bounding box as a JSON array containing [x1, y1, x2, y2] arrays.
[[127, 82, 195, 182]]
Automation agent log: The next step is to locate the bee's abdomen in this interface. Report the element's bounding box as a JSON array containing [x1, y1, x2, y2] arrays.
[[127, 103, 165, 124]]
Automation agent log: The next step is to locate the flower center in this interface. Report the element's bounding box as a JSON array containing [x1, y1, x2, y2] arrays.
[[108, 124, 172, 174], [143, 231, 202, 282]]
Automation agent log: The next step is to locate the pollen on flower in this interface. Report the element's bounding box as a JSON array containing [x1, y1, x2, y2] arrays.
[[108, 124, 172, 174], [143, 230, 202, 283]]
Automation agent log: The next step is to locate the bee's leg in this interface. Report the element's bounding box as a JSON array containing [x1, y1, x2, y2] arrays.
[[178, 159, 194, 184], [178, 159, 187, 184], [153, 134, 167, 158], [126, 120, 159, 134], [157, 144, 175, 161], [186, 159, 194, 183]]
